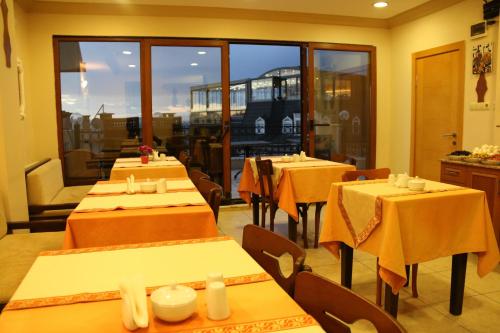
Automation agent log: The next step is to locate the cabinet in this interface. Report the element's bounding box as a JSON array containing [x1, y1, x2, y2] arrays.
[[441, 160, 500, 248]]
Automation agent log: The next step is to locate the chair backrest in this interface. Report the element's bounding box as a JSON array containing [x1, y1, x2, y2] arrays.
[[342, 168, 391, 182], [242, 224, 306, 296], [26, 159, 65, 206], [178, 150, 191, 169], [294, 272, 406, 333], [190, 169, 210, 189], [197, 178, 223, 222], [255, 157, 274, 199], [331, 154, 357, 166]]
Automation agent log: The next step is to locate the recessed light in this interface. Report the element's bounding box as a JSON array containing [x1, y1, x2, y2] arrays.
[[373, 1, 388, 8], [197, 51, 207, 55], [190, 63, 199, 67], [122, 50, 132, 55], [128, 64, 136, 68]]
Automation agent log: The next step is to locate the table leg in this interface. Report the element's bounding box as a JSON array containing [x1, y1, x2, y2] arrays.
[[340, 243, 353, 289], [450, 253, 468, 316], [288, 215, 297, 242], [384, 284, 399, 318], [251, 193, 259, 226]]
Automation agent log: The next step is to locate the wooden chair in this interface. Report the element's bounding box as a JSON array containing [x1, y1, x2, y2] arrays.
[[255, 157, 278, 232], [341, 168, 391, 182], [294, 272, 406, 333], [242, 224, 309, 296], [178, 150, 191, 170], [342, 168, 418, 306], [331, 153, 357, 166], [197, 178, 223, 223], [189, 169, 210, 189]]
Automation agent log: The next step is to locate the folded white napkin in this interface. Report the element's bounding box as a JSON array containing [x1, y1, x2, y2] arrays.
[[126, 175, 136, 194], [119, 275, 149, 331]]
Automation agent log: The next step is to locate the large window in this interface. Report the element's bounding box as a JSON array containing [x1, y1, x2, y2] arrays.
[[57, 41, 141, 183], [55, 38, 376, 199]]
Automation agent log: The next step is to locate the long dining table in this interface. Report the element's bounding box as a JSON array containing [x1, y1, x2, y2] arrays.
[[63, 178, 218, 249], [319, 179, 500, 317], [238, 156, 355, 245], [0, 237, 324, 333], [109, 157, 188, 180]]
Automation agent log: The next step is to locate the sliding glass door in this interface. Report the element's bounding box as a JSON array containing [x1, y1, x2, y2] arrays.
[[308, 44, 376, 169], [55, 37, 376, 196], [144, 40, 230, 194]]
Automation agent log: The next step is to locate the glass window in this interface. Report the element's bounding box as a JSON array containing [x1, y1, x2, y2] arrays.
[[58, 41, 141, 183]]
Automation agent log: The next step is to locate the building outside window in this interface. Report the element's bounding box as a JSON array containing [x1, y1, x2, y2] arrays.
[[251, 78, 273, 101], [255, 117, 265, 134], [282, 116, 293, 134]]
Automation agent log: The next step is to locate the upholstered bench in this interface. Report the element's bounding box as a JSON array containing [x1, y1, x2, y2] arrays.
[[0, 202, 64, 306], [26, 158, 93, 229]]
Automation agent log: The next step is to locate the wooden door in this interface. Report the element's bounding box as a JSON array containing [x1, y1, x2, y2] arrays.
[[411, 42, 464, 180]]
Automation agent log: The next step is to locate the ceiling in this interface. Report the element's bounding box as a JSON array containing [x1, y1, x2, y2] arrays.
[[30, 0, 432, 19]]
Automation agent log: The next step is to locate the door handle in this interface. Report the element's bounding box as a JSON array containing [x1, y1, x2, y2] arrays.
[[442, 132, 457, 138]]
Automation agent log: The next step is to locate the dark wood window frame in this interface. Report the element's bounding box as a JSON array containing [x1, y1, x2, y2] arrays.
[[53, 36, 377, 190]]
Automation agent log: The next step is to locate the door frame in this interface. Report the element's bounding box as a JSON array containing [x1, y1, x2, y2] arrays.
[[306, 43, 377, 168], [410, 41, 465, 176], [143, 39, 231, 196]]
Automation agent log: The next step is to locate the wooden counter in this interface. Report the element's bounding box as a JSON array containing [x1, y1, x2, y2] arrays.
[[441, 159, 500, 247]]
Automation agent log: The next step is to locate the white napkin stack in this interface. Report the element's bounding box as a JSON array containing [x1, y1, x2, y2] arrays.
[[126, 175, 136, 194], [119, 275, 149, 331], [299, 151, 307, 161]]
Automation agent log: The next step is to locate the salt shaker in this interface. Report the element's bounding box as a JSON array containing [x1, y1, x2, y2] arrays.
[[157, 178, 167, 194], [206, 282, 230, 321]]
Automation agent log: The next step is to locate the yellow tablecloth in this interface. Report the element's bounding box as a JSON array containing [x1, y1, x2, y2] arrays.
[[320, 180, 500, 293], [238, 157, 356, 221], [0, 238, 324, 333], [64, 180, 217, 249], [110, 160, 188, 180]]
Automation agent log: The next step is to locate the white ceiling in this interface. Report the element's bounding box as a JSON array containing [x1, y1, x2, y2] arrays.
[[34, 0, 432, 19]]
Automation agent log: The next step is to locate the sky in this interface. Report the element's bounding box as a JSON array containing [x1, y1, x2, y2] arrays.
[[60, 43, 301, 118]]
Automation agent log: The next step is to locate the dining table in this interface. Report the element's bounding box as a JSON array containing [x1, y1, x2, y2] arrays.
[[63, 178, 218, 249], [319, 178, 500, 317], [238, 156, 355, 245], [0, 237, 324, 333], [109, 157, 188, 180]]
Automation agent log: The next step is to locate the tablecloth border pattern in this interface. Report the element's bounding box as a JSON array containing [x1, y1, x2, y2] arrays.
[[41, 236, 233, 256], [190, 314, 317, 333], [5, 272, 273, 311]]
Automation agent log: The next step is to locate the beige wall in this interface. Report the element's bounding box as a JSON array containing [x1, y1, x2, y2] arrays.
[[390, 0, 498, 173], [0, 0, 29, 220], [20, 11, 393, 170]]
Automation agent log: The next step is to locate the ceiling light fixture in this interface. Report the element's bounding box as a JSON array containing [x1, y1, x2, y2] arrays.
[[190, 62, 199, 67], [128, 64, 136, 68], [122, 50, 132, 55], [197, 51, 207, 55], [373, 1, 388, 8]]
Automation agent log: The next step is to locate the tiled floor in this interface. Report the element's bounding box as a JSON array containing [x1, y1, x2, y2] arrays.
[[217, 205, 500, 333]]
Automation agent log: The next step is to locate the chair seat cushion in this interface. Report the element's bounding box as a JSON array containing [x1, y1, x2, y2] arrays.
[[50, 185, 93, 205], [0, 232, 64, 304]]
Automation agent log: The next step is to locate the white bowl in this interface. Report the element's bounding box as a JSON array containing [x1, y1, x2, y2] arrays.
[[151, 284, 197, 322], [140, 182, 157, 193], [408, 178, 425, 191]]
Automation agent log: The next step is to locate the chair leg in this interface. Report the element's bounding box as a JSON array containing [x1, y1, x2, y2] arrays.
[[404, 265, 410, 287], [314, 202, 324, 248], [411, 264, 419, 298], [376, 259, 382, 306], [260, 201, 267, 229], [301, 204, 308, 249], [269, 203, 277, 232]]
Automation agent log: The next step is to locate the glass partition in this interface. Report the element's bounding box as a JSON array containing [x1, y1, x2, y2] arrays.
[[151, 46, 224, 185], [58, 41, 141, 183], [312, 50, 372, 169]]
